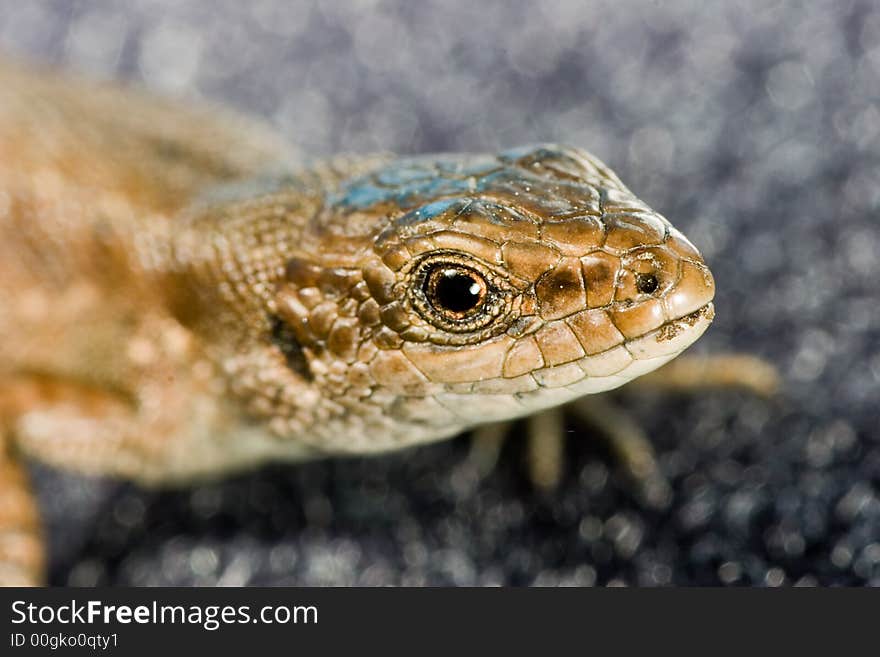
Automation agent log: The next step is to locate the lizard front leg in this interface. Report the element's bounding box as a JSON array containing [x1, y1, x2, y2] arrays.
[[0, 355, 251, 586], [0, 434, 43, 586], [0, 381, 50, 586], [0, 376, 153, 585], [0, 373, 232, 586]]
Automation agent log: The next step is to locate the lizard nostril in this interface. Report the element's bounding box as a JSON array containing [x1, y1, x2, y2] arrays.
[[635, 273, 659, 294]]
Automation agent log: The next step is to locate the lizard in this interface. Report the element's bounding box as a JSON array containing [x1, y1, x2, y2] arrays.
[[0, 60, 776, 586]]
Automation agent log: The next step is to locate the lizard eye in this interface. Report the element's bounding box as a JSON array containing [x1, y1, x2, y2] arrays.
[[425, 266, 487, 317], [409, 255, 509, 334]]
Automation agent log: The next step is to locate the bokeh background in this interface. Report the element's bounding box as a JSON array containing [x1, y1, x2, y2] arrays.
[[2, 0, 878, 585]]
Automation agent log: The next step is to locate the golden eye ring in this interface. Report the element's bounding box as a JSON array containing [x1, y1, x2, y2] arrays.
[[409, 254, 510, 334]]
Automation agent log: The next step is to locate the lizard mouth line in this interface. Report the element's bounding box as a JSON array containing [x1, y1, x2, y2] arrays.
[[652, 302, 715, 343], [617, 301, 715, 362]]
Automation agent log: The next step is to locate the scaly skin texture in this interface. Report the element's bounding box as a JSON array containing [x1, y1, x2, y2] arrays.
[[0, 61, 715, 584]]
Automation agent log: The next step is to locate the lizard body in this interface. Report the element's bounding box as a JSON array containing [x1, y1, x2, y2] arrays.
[[0, 61, 716, 584]]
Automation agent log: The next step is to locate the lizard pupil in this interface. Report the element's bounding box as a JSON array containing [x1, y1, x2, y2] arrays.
[[428, 267, 486, 315], [636, 273, 659, 294]]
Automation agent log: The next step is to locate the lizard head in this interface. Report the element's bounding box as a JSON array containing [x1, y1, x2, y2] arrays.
[[268, 144, 715, 446]]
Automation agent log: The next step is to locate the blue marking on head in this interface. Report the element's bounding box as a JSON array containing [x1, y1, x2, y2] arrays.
[[334, 182, 393, 209], [397, 197, 466, 226], [334, 172, 479, 212], [394, 176, 474, 207], [332, 150, 572, 214]]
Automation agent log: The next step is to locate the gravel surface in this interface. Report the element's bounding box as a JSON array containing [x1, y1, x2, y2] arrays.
[[2, 0, 878, 586]]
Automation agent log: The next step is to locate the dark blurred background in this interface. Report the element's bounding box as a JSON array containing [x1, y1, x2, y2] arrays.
[[1, 0, 878, 585]]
